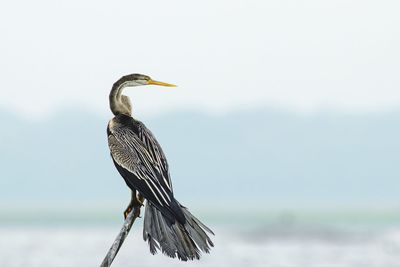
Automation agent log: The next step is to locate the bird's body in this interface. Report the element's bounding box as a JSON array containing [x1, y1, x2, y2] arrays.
[[107, 114, 185, 224], [107, 74, 214, 261]]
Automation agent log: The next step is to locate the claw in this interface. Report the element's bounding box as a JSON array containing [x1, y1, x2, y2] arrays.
[[124, 205, 133, 219], [123, 191, 144, 219]]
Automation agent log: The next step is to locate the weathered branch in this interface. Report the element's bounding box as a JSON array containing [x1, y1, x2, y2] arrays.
[[100, 205, 141, 267]]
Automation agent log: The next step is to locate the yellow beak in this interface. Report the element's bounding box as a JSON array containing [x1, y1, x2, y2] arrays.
[[148, 79, 177, 87]]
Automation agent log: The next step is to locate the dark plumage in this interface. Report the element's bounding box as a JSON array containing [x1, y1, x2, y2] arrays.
[[107, 74, 214, 261]]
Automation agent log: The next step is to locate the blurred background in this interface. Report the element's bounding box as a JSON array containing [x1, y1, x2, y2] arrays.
[[1, 0, 400, 266]]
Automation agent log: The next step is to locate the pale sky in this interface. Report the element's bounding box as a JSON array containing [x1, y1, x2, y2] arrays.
[[1, 0, 399, 119]]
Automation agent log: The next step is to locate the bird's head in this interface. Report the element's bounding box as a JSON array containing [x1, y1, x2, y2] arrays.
[[109, 73, 176, 116], [123, 73, 177, 87]]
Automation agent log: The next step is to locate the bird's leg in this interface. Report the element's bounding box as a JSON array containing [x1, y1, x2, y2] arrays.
[[124, 190, 144, 219], [137, 193, 144, 204]]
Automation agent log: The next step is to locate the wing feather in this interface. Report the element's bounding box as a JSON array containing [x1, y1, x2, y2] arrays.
[[108, 116, 174, 209], [137, 123, 173, 191]]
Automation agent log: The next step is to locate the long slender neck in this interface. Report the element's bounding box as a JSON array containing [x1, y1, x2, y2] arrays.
[[109, 75, 138, 116]]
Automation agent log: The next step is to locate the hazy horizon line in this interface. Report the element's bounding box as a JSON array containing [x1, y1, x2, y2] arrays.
[[2, 103, 400, 122]]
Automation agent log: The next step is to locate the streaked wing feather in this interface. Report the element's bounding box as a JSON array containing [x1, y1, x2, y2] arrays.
[[108, 119, 173, 209], [137, 123, 173, 191]]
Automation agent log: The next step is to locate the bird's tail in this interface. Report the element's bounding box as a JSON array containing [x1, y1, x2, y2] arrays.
[[143, 201, 214, 261]]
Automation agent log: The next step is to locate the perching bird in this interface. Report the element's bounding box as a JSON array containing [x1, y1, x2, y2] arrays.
[[107, 74, 214, 261]]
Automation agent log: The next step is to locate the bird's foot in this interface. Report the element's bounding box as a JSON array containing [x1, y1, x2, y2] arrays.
[[123, 194, 144, 219], [123, 205, 134, 220]]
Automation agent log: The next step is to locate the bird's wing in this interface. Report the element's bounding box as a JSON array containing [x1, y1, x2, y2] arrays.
[[108, 118, 173, 209], [136, 121, 173, 191]]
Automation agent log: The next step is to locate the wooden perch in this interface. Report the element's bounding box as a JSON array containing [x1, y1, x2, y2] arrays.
[[100, 204, 142, 267]]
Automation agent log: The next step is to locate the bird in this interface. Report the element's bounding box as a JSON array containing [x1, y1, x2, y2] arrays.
[[107, 73, 214, 261]]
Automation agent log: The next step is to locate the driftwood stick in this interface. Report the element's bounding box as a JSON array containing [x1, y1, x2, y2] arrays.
[[100, 205, 141, 267]]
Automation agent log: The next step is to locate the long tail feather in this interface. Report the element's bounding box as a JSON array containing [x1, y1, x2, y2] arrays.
[[143, 201, 214, 261]]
